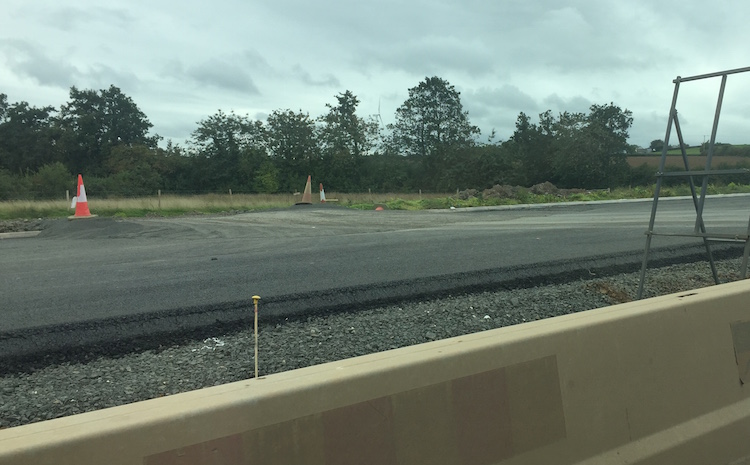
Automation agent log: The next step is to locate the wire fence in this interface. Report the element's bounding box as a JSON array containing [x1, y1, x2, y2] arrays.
[[1, 186, 459, 202]]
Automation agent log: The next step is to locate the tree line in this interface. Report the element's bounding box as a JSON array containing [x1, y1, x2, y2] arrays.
[[0, 77, 651, 200]]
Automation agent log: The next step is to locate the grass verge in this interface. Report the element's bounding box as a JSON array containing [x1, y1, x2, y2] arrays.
[[2, 184, 750, 220]]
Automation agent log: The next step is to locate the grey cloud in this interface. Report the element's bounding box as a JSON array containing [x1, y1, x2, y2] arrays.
[[291, 65, 340, 87], [161, 52, 269, 94], [46, 6, 136, 32], [1, 39, 143, 92], [6, 0, 749, 148], [630, 110, 667, 146], [465, 85, 539, 117], [86, 63, 141, 92], [542, 94, 593, 114], [360, 36, 494, 76], [258, 0, 418, 43], [256, 1, 664, 78], [0, 40, 78, 88], [160, 60, 184, 79], [185, 59, 260, 94], [155, 120, 197, 145], [462, 85, 542, 141], [483, 4, 672, 75], [242, 50, 274, 75]]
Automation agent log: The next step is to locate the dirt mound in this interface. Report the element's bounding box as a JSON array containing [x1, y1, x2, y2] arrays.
[[481, 185, 519, 199], [530, 181, 559, 195], [480, 182, 589, 200]]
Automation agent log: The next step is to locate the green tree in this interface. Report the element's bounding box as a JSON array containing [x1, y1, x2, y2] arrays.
[[360, 153, 419, 192], [159, 141, 199, 194], [442, 143, 516, 191], [390, 76, 479, 159], [318, 90, 379, 158], [586, 103, 633, 187], [649, 139, 664, 153], [58, 85, 158, 175], [190, 110, 267, 191], [389, 77, 479, 190], [0, 93, 7, 121], [507, 111, 555, 186], [549, 110, 594, 188], [317, 90, 380, 191], [265, 109, 319, 192], [103, 145, 166, 195], [0, 99, 59, 174], [551, 103, 633, 188]]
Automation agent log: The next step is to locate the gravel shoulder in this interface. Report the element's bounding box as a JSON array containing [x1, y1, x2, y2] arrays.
[[0, 219, 46, 234], [1, 256, 745, 429]]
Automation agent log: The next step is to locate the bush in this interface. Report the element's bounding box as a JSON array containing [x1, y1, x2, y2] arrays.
[[31, 163, 72, 199], [109, 165, 163, 197], [255, 161, 280, 194], [453, 196, 481, 208], [419, 198, 453, 209], [0, 169, 15, 200], [0, 169, 31, 200]]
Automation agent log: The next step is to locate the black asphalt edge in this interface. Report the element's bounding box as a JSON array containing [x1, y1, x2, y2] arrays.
[[0, 243, 744, 370]]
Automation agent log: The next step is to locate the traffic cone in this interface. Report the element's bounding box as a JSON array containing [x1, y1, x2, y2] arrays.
[[295, 175, 313, 205], [319, 183, 326, 203], [69, 174, 96, 219]]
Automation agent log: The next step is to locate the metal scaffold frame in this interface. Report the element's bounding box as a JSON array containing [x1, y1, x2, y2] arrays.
[[637, 66, 750, 299]]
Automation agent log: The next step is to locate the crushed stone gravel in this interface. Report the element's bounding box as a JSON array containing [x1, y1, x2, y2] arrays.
[[0, 219, 45, 234], [0, 257, 746, 429]]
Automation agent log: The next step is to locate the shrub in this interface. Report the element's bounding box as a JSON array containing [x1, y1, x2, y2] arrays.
[[31, 163, 72, 199], [0, 169, 31, 200]]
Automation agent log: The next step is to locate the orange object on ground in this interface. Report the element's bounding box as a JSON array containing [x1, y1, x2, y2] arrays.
[[296, 175, 313, 205], [70, 174, 93, 218]]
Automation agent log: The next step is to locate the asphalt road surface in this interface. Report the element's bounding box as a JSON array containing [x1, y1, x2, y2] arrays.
[[2, 195, 748, 360]]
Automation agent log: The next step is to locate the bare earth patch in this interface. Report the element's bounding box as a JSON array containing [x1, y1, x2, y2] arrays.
[[0, 219, 46, 234]]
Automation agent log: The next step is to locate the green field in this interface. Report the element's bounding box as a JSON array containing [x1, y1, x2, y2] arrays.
[[664, 144, 750, 156], [665, 146, 703, 155]]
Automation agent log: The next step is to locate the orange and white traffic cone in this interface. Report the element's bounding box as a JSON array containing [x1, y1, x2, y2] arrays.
[[295, 175, 313, 205], [319, 183, 326, 203], [69, 174, 96, 219]]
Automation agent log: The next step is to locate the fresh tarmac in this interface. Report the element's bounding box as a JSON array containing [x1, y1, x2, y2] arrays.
[[2, 196, 747, 361]]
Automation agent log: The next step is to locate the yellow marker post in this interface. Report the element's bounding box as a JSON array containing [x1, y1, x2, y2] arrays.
[[252, 295, 261, 378]]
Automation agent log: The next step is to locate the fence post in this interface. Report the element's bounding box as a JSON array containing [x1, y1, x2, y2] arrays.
[[158, 190, 161, 210]]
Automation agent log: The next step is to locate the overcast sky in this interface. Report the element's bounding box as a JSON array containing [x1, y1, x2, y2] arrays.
[[2, 0, 749, 149]]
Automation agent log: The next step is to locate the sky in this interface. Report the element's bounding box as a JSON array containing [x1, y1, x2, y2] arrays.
[[2, 0, 750, 149]]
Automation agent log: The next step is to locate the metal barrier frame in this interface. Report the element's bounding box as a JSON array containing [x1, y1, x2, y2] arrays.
[[637, 66, 750, 299]]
